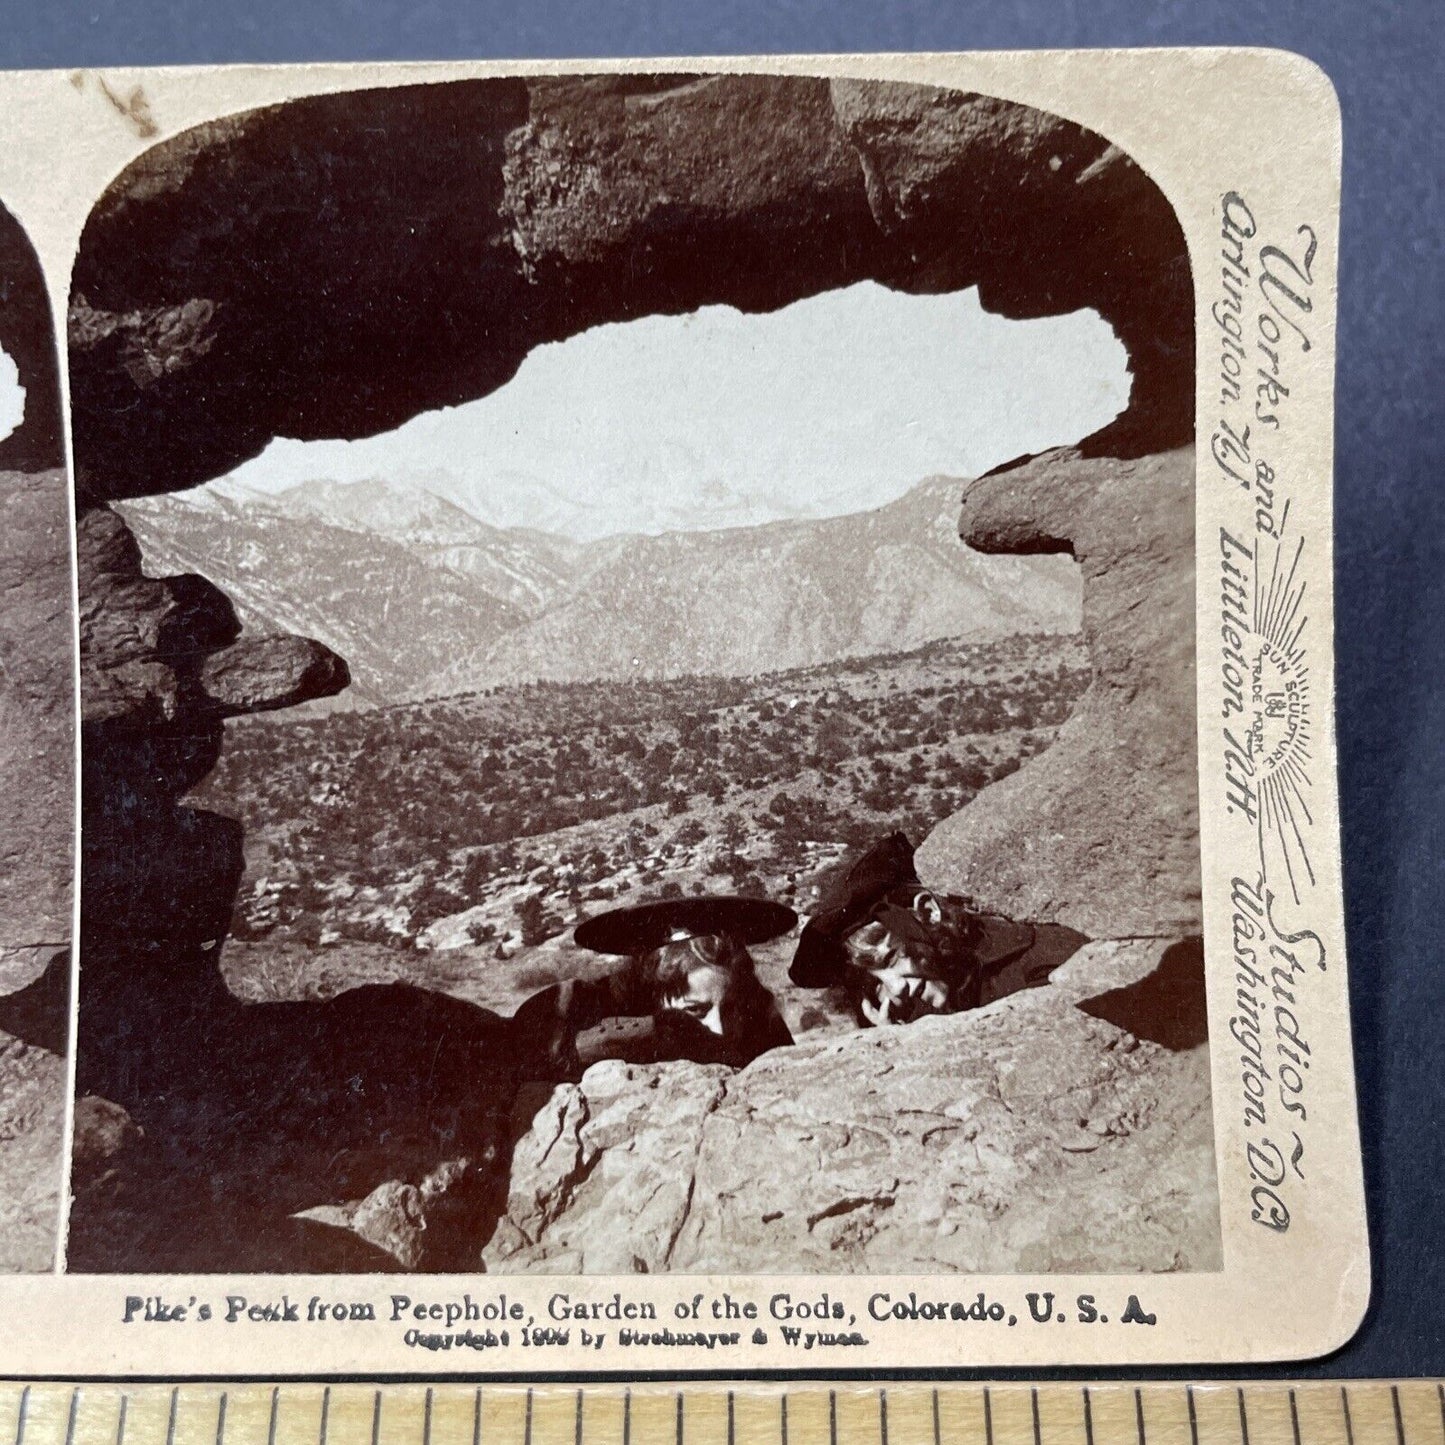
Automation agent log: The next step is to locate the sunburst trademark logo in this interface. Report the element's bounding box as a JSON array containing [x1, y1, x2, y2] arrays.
[[1248, 638, 1309, 774], [1246, 533, 1314, 902]]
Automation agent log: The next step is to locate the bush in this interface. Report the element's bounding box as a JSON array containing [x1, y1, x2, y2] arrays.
[[408, 878, 467, 932], [515, 892, 564, 947]]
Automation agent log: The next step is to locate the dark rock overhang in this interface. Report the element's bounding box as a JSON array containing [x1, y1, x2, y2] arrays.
[[0, 201, 63, 474], [68, 73, 1194, 507]]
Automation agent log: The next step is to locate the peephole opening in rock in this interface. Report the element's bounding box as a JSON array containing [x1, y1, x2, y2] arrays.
[[69, 72, 1207, 1277]]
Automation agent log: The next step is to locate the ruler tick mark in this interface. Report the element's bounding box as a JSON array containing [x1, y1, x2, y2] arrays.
[[17, 1383, 1434, 1445]]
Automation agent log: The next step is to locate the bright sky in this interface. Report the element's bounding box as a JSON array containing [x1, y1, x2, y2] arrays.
[[0, 347, 22, 443], [223, 281, 1129, 540]]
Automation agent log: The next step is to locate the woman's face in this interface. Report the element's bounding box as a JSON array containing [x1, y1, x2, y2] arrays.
[[658, 956, 731, 1036], [841, 892, 952, 1026]]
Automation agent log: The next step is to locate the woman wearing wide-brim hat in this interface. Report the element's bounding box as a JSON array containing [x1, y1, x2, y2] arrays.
[[787, 832, 1085, 1027], [516, 894, 797, 1071]]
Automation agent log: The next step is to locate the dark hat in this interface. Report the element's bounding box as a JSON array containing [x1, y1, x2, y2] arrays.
[[789, 832, 920, 987], [573, 896, 798, 956]]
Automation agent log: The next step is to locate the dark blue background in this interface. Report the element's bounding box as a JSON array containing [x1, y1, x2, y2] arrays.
[[2, 0, 1440, 1381]]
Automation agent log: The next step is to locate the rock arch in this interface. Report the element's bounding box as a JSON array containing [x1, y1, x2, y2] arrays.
[[0, 202, 63, 476], [70, 71, 1203, 918], [67, 74, 1204, 1269], [69, 74, 1192, 506]]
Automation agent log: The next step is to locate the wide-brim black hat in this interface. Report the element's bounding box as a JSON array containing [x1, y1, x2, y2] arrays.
[[789, 832, 919, 987], [790, 832, 1040, 989], [574, 896, 798, 956]]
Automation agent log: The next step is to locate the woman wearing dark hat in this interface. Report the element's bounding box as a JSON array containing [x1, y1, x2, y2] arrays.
[[522, 895, 796, 1070], [789, 833, 1084, 1027]]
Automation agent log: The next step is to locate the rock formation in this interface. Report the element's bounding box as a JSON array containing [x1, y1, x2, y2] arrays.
[[916, 446, 1201, 939], [69, 513, 595, 1275], [487, 940, 1219, 1274], [0, 201, 70, 1272], [0, 1025, 66, 1272], [65, 75, 1208, 1271], [1, 472, 72, 962], [0, 209, 63, 476], [69, 75, 1191, 506]]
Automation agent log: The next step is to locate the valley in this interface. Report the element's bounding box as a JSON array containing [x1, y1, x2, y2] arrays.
[[194, 631, 1090, 1031]]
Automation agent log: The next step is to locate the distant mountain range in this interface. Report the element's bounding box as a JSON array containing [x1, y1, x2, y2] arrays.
[[262, 477, 584, 616], [118, 475, 1080, 706]]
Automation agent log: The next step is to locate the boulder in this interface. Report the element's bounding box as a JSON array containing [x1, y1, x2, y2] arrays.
[[69, 1094, 145, 1199], [299, 1157, 498, 1272], [484, 940, 1220, 1275], [197, 634, 350, 717], [916, 447, 1200, 939], [0, 1029, 65, 1272], [77, 505, 349, 728]]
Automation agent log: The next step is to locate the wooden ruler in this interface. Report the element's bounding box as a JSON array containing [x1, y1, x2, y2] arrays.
[[0, 1384, 1442, 1445]]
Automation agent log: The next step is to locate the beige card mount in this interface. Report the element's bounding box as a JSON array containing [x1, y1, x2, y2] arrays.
[[0, 48, 1362, 1373]]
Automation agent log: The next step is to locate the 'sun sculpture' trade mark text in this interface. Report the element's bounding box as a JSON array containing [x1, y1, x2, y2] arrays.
[[1210, 190, 1328, 1238]]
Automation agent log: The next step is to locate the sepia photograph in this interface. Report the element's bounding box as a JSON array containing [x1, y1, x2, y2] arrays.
[[62, 71, 1218, 1278], [0, 35, 1382, 1370], [0, 194, 71, 1274]]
